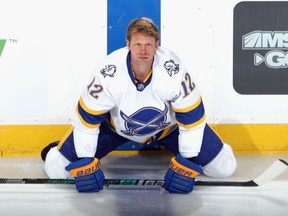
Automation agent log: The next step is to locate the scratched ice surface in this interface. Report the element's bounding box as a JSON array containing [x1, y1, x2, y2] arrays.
[[0, 154, 288, 216]]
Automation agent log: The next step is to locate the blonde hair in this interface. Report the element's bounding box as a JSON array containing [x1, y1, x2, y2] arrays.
[[126, 17, 159, 42]]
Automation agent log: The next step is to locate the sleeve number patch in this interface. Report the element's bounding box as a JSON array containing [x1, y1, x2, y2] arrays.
[[181, 73, 195, 98], [87, 77, 103, 99]]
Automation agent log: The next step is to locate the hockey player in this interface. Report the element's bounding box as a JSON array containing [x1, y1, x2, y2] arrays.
[[41, 17, 237, 194]]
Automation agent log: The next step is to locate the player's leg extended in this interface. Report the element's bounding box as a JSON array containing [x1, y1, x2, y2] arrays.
[[198, 125, 237, 178], [202, 143, 237, 178], [45, 146, 72, 178], [43, 121, 130, 179], [157, 124, 237, 177], [43, 127, 78, 178]]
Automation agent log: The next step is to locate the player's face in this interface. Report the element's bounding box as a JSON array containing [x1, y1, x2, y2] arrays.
[[127, 32, 159, 64]]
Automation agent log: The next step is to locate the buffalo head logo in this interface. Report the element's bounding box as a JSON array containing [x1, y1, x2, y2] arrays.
[[100, 64, 116, 77], [164, 60, 179, 76]]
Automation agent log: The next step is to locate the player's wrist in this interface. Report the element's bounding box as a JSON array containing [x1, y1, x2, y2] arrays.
[[65, 157, 105, 192], [65, 157, 100, 177], [170, 154, 203, 178]]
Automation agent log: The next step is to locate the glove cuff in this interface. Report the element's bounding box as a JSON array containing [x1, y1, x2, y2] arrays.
[[169, 154, 203, 178], [66, 157, 100, 177]]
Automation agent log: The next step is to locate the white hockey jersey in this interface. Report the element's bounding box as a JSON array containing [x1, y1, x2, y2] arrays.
[[73, 47, 207, 158]]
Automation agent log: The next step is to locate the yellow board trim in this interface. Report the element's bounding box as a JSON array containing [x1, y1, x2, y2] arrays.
[[1, 124, 288, 156], [0, 124, 71, 157], [211, 124, 288, 154]]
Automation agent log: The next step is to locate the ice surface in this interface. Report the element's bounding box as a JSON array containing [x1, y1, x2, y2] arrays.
[[0, 153, 288, 216]]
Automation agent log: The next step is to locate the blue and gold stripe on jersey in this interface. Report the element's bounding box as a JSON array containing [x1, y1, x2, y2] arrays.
[[172, 98, 206, 129], [76, 97, 108, 129]]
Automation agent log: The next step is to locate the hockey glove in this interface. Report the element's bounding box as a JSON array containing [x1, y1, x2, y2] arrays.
[[164, 154, 203, 194], [65, 157, 105, 192]]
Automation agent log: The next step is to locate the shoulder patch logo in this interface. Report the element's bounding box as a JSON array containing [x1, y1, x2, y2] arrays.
[[100, 64, 116, 77], [164, 60, 179, 76]]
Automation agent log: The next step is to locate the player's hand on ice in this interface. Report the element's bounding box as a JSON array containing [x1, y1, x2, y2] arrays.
[[164, 154, 203, 194], [65, 157, 105, 192]]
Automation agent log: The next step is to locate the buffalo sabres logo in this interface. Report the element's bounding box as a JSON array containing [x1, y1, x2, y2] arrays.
[[120, 105, 170, 136], [164, 60, 179, 76], [100, 64, 116, 77]]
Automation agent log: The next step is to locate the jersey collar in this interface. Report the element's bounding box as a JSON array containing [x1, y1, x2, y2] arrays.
[[126, 51, 152, 92]]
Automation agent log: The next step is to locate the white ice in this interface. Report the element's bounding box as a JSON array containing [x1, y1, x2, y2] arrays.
[[0, 153, 288, 216]]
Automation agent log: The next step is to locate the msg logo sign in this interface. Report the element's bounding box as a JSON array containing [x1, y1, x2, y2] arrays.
[[0, 39, 6, 57], [243, 31, 288, 69], [233, 2, 288, 94]]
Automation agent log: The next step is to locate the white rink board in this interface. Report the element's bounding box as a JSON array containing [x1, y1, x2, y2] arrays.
[[0, 0, 288, 124]]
